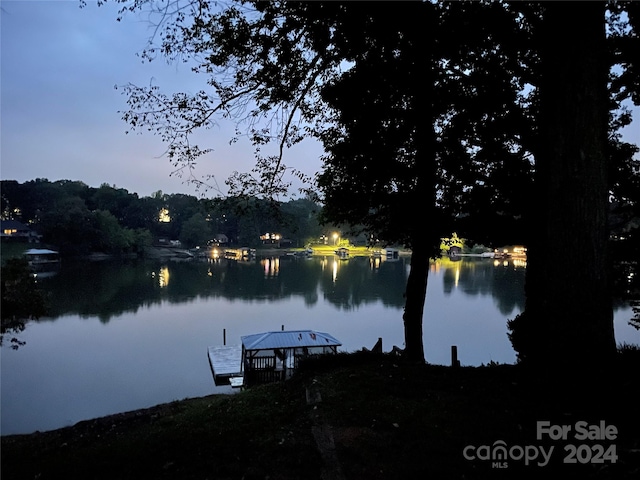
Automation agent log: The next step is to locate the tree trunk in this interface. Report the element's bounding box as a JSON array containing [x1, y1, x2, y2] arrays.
[[403, 238, 430, 363], [511, 2, 616, 376], [401, 18, 436, 364]]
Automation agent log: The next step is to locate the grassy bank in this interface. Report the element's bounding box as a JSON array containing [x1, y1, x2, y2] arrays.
[[2, 351, 639, 479]]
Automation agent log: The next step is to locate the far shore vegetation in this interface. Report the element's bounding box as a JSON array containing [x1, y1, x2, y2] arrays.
[[0, 179, 492, 263]]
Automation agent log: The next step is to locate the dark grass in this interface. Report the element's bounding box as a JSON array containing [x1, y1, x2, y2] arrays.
[[2, 350, 639, 479]]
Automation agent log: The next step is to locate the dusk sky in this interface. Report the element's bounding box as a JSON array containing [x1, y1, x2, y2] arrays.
[[1, 1, 639, 199], [1, 0, 323, 198]]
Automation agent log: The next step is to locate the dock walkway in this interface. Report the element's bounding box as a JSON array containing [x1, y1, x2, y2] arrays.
[[207, 345, 242, 386]]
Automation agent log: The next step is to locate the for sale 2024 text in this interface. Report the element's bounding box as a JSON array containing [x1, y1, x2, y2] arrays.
[[538, 420, 618, 465], [463, 420, 618, 469]]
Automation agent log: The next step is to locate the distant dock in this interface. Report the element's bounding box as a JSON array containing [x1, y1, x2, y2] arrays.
[[207, 345, 243, 386]]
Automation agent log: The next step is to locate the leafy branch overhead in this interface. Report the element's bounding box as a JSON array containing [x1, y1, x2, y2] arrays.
[[106, 0, 346, 199]]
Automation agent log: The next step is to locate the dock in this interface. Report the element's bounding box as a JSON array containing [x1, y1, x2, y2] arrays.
[[207, 345, 243, 386]]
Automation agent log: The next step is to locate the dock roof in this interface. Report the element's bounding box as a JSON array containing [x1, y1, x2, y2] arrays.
[[25, 249, 59, 255], [241, 330, 341, 351]]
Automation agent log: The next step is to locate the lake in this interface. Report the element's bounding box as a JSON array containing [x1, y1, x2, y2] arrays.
[[1, 254, 637, 435]]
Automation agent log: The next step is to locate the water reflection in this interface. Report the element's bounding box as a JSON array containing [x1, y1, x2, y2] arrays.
[[3, 255, 637, 436], [261, 257, 280, 277], [30, 255, 532, 324], [30, 255, 635, 327], [438, 257, 526, 315]]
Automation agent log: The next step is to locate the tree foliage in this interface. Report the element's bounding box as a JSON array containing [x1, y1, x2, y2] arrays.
[[316, 2, 535, 249], [1, 179, 323, 252], [179, 212, 212, 247], [101, 0, 347, 199]]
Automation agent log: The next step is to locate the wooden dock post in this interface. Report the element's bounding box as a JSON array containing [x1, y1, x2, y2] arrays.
[[451, 345, 460, 368], [223, 328, 226, 346]]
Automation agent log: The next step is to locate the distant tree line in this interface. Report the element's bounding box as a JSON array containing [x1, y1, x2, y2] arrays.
[[0, 179, 325, 255]]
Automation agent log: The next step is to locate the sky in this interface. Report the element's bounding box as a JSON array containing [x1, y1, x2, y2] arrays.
[[0, 0, 323, 198], [1, 1, 639, 200]]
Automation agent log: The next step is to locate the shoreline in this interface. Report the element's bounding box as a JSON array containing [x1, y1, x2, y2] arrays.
[[3, 352, 639, 479]]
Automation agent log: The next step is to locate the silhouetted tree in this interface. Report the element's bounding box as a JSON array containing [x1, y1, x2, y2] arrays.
[[1, 258, 49, 349], [508, 2, 640, 377], [180, 212, 212, 247], [97, 1, 639, 368], [316, 2, 534, 360], [99, 1, 533, 362]]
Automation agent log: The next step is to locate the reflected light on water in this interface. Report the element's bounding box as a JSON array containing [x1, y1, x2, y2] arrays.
[[513, 259, 527, 268], [493, 259, 527, 269], [332, 259, 339, 283], [159, 266, 170, 288], [261, 257, 280, 277]]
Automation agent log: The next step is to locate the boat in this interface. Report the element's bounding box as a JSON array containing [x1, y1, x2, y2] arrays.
[[383, 248, 400, 260], [24, 248, 60, 271], [335, 247, 349, 259], [224, 247, 256, 260], [23, 248, 60, 278]]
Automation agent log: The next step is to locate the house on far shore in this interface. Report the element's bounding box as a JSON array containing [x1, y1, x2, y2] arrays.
[[213, 234, 229, 246], [0, 220, 40, 243], [260, 232, 281, 246]]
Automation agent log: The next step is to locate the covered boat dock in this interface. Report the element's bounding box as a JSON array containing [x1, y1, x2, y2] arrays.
[[242, 330, 341, 386], [208, 330, 341, 388]]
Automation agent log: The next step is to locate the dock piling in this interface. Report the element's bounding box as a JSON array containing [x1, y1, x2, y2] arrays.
[[451, 345, 460, 368]]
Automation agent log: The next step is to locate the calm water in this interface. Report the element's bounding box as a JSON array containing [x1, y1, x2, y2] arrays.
[[1, 255, 637, 435]]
